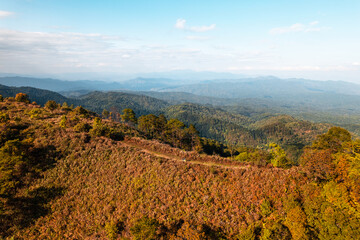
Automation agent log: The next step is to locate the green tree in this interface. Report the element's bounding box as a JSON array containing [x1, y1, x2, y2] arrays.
[[138, 114, 158, 137], [268, 143, 292, 168], [121, 108, 137, 125], [312, 127, 351, 152]]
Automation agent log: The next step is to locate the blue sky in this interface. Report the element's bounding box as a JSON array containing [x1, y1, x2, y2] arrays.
[[0, 0, 359, 81]]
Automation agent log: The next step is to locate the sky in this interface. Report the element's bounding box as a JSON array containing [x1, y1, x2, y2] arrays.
[[0, 0, 359, 82]]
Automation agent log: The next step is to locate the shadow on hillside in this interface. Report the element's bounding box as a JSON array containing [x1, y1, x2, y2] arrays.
[[0, 144, 65, 237], [0, 186, 65, 236], [9, 186, 65, 226], [29, 144, 62, 172]]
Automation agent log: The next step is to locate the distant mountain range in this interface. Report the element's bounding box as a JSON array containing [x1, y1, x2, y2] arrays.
[[0, 76, 184, 92], [2, 75, 360, 117]]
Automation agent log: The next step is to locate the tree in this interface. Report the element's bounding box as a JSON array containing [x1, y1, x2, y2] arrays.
[[138, 114, 159, 138], [165, 119, 186, 148], [121, 108, 137, 125], [268, 143, 292, 168], [312, 127, 351, 152], [15, 93, 30, 103]]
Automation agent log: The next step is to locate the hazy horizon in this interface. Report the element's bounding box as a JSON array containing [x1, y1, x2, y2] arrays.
[[1, 0, 359, 82]]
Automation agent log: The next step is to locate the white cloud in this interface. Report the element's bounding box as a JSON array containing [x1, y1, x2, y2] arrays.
[[270, 21, 325, 34], [310, 21, 319, 26], [0, 10, 14, 18], [175, 19, 216, 32], [353, 62, 360, 66], [175, 19, 186, 29], [0, 28, 220, 74]]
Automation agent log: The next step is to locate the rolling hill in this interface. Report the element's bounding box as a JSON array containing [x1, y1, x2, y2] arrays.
[[1, 97, 359, 239]]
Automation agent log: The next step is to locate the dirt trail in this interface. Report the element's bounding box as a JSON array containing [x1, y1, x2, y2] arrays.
[[122, 140, 249, 170]]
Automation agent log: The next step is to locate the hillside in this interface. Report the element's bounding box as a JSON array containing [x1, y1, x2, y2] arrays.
[[0, 85, 334, 161], [0, 85, 169, 117], [80, 91, 170, 116], [165, 103, 331, 160], [0, 84, 73, 106], [1, 95, 360, 239], [0, 76, 124, 92]]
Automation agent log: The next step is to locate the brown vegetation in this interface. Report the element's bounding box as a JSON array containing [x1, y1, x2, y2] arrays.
[[0, 95, 359, 239]]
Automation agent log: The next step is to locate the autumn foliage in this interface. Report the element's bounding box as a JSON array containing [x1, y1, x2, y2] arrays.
[[0, 97, 359, 239]]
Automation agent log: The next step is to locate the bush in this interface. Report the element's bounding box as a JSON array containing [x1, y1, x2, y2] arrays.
[[45, 100, 58, 110], [107, 128, 124, 141], [130, 217, 159, 240], [59, 115, 67, 128], [74, 106, 91, 118], [29, 108, 43, 119], [73, 122, 91, 133], [0, 95, 3, 102], [105, 221, 120, 240], [0, 113, 10, 123], [15, 93, 30, 103]]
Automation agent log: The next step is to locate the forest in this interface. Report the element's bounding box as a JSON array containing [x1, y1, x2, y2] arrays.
[[0, 92, 360, 239]]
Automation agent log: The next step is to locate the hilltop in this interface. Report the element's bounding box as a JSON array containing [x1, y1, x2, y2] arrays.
[[1, 94, 360, 239]]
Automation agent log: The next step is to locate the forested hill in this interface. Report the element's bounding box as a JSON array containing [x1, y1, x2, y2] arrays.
[[0, 84, 72, 106], [1, 94, 360, 239], [0, 85, 169, 117], [0, 76, 124, 92], [79, 91, 170, 116], [165, 103, 331, 160]]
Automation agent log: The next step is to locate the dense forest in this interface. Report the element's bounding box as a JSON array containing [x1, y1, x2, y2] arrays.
[[1, 93, 360, 239]]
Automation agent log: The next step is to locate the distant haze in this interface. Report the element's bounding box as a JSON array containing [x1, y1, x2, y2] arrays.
[[0, 1, 359, 82]]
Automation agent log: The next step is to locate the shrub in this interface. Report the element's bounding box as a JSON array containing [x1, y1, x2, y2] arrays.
[[28, 108, 43, 119], [74, 106, 91, 118], [15, 93, 30, 103], [130, 217, 159, 240], [260, 199, 273, 217], [61, 102, 72, 111], [105, 221, 119, 240], [59, 115, 67, 128], [0, 113, 10, 123], [107, 128, 124, 141], [73, 122, 91, 133], [0, 95, 3, 102], [45, 100, 58, 110]]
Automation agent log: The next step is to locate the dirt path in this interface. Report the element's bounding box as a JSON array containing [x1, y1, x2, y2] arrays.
[[122, 140, 249, 170]]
